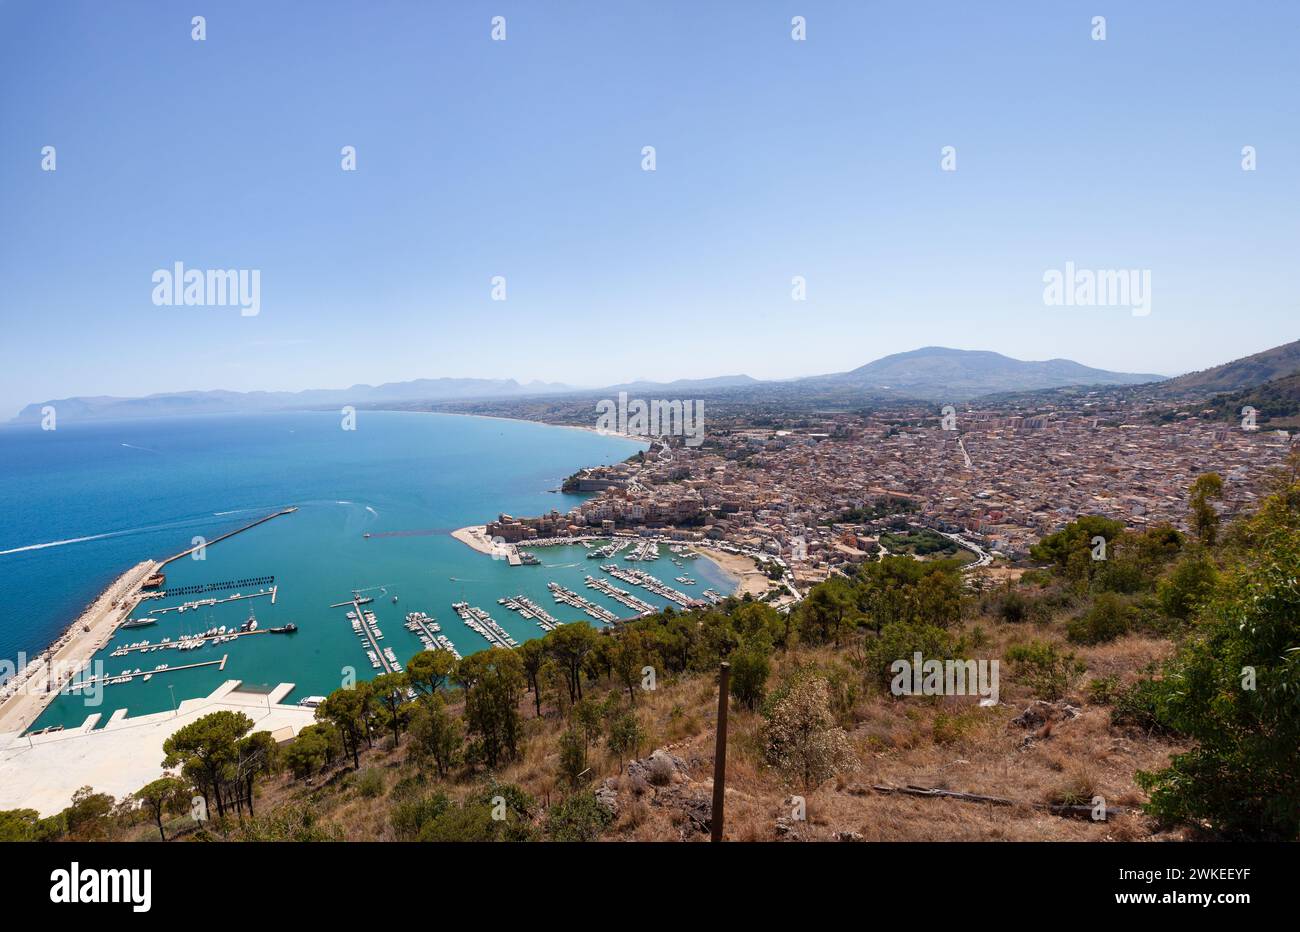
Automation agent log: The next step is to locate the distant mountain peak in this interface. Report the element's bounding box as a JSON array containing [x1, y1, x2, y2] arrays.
[[817, 346, 1162, 400]]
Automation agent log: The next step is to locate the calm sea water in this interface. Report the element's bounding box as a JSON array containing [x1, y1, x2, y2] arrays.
[[0, 412, 732, 730]]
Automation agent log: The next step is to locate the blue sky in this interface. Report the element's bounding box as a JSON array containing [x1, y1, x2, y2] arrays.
[[1, 1, 1298, 416]]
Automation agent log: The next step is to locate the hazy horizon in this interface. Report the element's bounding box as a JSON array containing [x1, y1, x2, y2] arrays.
[[6, 339, 1189, 418]]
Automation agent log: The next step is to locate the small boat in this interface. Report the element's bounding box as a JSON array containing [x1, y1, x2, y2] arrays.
[[269, 623, 297, 634]]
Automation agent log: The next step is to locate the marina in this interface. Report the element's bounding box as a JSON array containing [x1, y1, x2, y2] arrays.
[[547, 581, 621, 624], [109, 629, 265, 656], [451, 601, 518, 648], [623, 540, 660, 562], [600, 564, 699, 608], [499, 594, 564, 631], [343, 595, 395, 673], [14, 414, 674, 736], [403, 610, 462, 658], [586, 538, 633, 560], [584, 575, 655, 615], [77, 655, 228, 688]]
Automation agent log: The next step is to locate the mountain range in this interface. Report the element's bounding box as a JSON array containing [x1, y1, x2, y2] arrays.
[[12, 379, 578, 423], [7, 346, 1185, 423]]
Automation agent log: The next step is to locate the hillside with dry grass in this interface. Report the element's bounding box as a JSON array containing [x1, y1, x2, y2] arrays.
[[112, 590, 1192, 843]]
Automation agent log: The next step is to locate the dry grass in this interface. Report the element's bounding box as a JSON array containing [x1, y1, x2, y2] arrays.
[[131, 614, 1188, 843]]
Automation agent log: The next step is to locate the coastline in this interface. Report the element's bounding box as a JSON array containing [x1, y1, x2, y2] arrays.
[[407, 409, 651, 449], [0, 559, 157, 735], [691, 547, 770, 599]]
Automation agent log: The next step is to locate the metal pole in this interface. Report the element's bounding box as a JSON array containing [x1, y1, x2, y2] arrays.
[[710, 661, 730, 843]]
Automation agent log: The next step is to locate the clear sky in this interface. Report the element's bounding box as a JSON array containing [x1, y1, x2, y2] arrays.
[[2, 1, 1298, 416]]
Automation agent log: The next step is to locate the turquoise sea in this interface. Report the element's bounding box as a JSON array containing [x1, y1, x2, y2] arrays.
[[0, 412, 732, 731]]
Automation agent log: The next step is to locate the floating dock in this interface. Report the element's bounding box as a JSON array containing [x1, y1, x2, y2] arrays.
[[110, 629, 267, 656], [76, 655, 228, 688], [451, 602, 518, 648], [600, 564, 698, 608], [148, 586, 276, 616], [548, 582, 621, 624], [585, 576, 655, 615], [499, 595, 563, 631], [346, 596, 394, 673]]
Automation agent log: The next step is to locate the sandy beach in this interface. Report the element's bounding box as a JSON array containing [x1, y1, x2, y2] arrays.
[[692, 547, 772, 599], [0, 559, 157, 736]]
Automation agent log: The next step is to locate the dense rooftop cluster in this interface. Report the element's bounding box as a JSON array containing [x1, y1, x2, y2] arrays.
[[484, 394, 1293, 583]]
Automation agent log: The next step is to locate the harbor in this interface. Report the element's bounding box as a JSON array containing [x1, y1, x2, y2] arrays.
[[600, 564, 700, 608], [584, 575, 655, 615], [548, 581, 621, 624], [499, 594, 564, 631], [404, 611, 461, 659], [20, 494, 735, 736], [342, 595, 396, 673], [451, 602, 519, 648]]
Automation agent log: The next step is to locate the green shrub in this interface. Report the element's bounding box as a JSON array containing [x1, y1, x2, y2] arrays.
[[1066, 592, 1132, 645], [994, 589, 1031, 623], [354, 767, 385, 799], [1156, 554, 1218, 622], [1085, 675, 1122, 705], [866, 622, 956, 692], [1110, 678, 1172, 734], [1136, 506, 1300, 838], [1004, 640, 1085, 700], [544, 791, 613, 842], [235, 804, 343, 841], [391, 792, 451, 840], [729, 645, 771, 710]]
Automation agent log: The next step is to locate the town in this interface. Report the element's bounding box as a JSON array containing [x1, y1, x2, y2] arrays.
[[481, 394, 1293, 594]]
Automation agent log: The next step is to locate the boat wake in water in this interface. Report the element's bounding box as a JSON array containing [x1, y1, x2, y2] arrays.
[[0, 515, 226, 557]]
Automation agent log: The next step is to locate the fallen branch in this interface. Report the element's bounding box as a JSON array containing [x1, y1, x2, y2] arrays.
[[870, 783, 1130, 820]]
